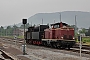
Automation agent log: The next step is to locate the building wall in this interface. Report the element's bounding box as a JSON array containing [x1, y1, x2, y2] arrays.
[[13, 28, 27, 36]]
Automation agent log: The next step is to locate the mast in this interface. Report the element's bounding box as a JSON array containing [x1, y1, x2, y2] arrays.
[[42, 18, 43, 24], [54, 20, 55, 23], [59, 13, 61, 22], [75, 15, 77, 38], [31, 22, 32, 26], [59, 13, 63, 27]]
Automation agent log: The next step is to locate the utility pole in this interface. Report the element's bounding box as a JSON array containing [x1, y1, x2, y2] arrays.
[[42, 18, 43, 25], [31, 22, 32, 26], [59, 13, 61, 22], [22, 19, 27, 55], [54, 20, 55, 23], [75, 15, 77, 38]]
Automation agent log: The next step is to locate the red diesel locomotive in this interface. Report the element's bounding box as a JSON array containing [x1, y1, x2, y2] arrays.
[[25, 22, 75, 49]]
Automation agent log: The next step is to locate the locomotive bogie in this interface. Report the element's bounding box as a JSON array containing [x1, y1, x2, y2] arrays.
[[42, 39, 75, 49]]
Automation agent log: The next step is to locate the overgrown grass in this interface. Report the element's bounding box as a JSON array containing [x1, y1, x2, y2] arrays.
[[82, 37, 90, 45], [75, 37, 90, 45], [18, 36, 24, 39], [3, 36, 24, 39], [3, 36, 14, 38], [82, 37, 90, 42]]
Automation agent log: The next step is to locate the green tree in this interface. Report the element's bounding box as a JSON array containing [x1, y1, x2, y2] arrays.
[[20, 24, 23, 29], [79, 28, 86, 33], [88, 28, 90, 33], [13, 24, 18, 29], [20, 23, 30, 29], [0, 26, 4, 29], [0, 26, 5, 36], [7, 26, 11, 29], [88, 29, 90, 36], [85, 27, 90, 36], [26, 23, 30, 28], [6, 26, 13, 36]]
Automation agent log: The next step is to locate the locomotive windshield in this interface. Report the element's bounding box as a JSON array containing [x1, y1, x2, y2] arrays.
[[54, 25, 60, 28]]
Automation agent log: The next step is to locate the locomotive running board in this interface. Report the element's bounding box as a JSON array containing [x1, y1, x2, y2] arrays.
[[42, 39, 75, 41]]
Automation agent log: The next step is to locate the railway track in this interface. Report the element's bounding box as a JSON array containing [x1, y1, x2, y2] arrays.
[[68, 48, 90, 54], [0, 37, 90, 56], [0, 49, 14, 60], [73, 44, 90, 49]]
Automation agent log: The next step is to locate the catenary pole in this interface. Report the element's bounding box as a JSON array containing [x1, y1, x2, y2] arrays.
[[59, 13, 61, 22]]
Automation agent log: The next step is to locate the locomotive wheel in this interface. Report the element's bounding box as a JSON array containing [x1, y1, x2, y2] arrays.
[[50, 42, 55, 48], [54, 43, 58, 48], [26, 40, 29, 44], [67, 45, 70, 50], [42, 41, 47, 46], [50, 42, 58, 48]]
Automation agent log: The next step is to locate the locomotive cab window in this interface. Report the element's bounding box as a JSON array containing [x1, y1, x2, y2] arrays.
[[54, 25, 60, 28]]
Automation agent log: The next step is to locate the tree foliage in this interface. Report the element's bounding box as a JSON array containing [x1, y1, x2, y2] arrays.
[[20, 23, 30, 29], [13, 24, 18, 29], [0, 23, 30, 36], [79, 28, 86, 33], [85, 27, 90, 36]]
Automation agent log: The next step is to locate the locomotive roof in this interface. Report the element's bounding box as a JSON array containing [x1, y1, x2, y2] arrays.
[[51, 22, 68, 26]]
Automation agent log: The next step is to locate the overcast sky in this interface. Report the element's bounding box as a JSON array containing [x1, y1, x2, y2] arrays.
[[0, 0, 90, 26]]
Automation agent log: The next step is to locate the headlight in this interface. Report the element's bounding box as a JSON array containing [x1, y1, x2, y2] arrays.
[[73, 37, 75, 39], [61, 37, 63, 39]]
